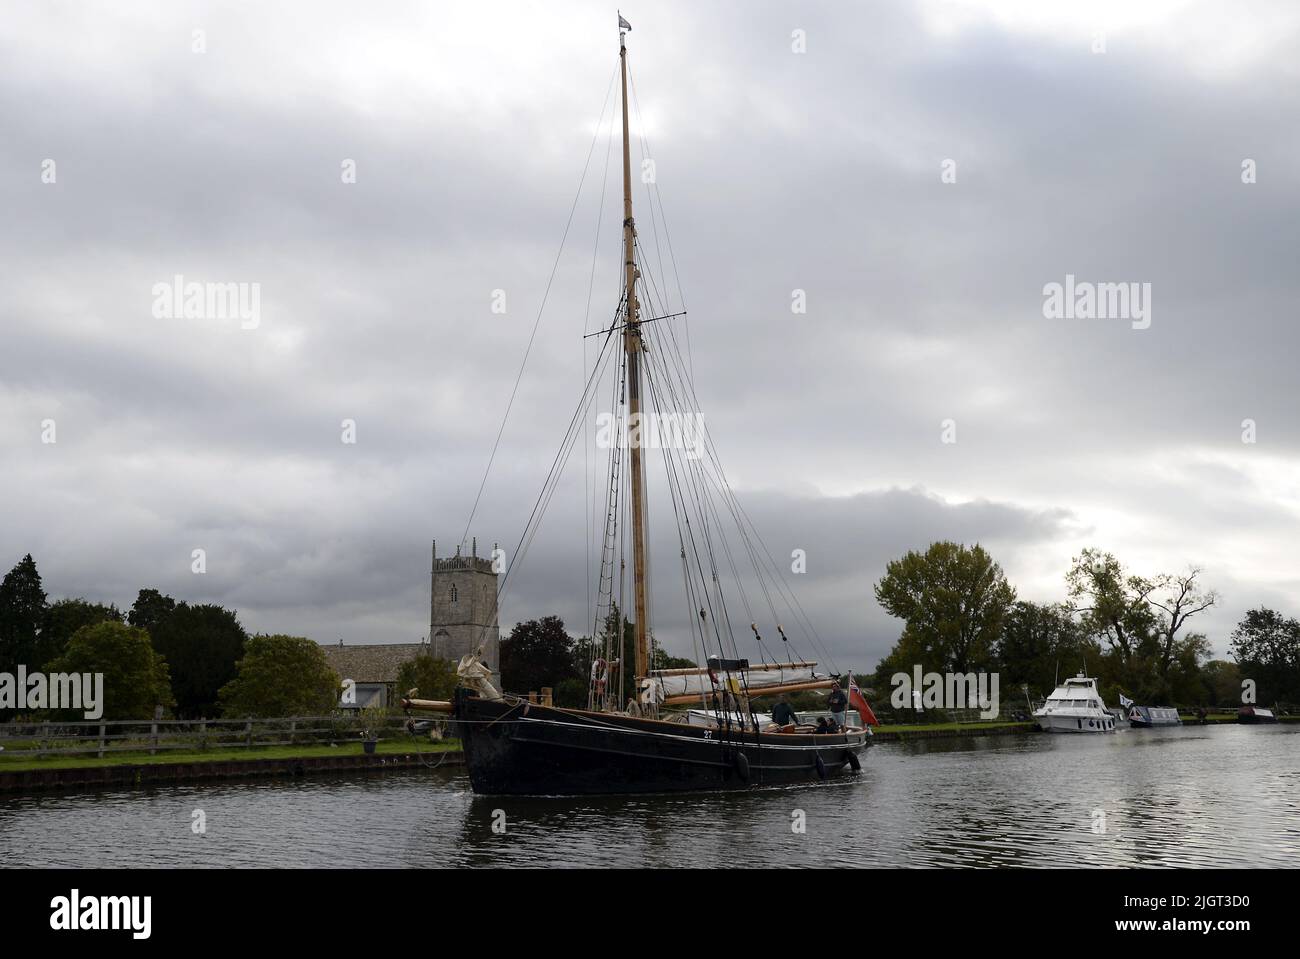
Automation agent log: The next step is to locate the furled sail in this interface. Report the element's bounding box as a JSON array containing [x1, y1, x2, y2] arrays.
[[647, 658, 827, 701]]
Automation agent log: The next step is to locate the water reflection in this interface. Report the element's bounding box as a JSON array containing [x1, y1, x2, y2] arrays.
[[1, 725, 1296, 867]]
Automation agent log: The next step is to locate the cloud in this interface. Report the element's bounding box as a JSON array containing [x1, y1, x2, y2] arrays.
[[2, 0, 1298, 668]]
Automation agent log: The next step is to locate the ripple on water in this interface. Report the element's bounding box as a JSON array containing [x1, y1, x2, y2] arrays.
[[1, 725, 1297, 867]]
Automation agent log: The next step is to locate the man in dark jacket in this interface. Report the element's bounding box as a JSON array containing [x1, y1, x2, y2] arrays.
[[828, 681, 848, 728], [771, 696, 799, 728]]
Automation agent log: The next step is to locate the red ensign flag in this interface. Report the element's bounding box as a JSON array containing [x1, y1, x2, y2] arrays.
[[848, 674, 879, 726]]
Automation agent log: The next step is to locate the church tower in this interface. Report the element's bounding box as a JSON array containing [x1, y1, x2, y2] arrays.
[[429, 538, 500, 676]]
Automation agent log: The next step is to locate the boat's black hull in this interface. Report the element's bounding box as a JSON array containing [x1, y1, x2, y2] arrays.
[[453, 690, 871, 795]]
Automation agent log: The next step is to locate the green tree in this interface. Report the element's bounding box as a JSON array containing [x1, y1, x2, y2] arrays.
[[995, 601, 1087, 698], [148, 603, 247, 717], [1200, 659, 1242, 708], [396, 652, 458, 701], [652, 648, 697, 670], [567, 633, 602, 709], [128, 588, 176, 633], [1066, 548, 1160, 669], [500, 615, 577, 695], [1067, 551, 1217, 701], [0, 554, 50, 675], [218, 634, 341, 718], [1229, 607, 1300, 705], [40, 598, 124, 667], [552, 677, 590, 709], [562, 608, 684, 709], [575, 604, 641, 705], [1163, 632, 1212, 705], [46, 621, 174, 720], [1148, 569, 1217, 698], [873, 542, 1016, 677]]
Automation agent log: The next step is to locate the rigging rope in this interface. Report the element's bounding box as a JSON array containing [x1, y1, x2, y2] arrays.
[[471, 52, 845, 705], [459, 57, 620, 552]]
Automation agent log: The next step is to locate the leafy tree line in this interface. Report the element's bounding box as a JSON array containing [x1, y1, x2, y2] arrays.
[[0, 555, 679, 722], [9, 544, 1295, 721], [496, 604, 694, 709], [871, 542, 1300, 709], [0, 554, 339, 721]]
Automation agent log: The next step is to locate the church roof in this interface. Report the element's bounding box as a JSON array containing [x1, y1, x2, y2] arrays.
[[319, 642, 427, 683]]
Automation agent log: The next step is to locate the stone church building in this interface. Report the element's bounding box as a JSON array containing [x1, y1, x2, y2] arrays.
[[320, 536, 499, 707], [430, 538, 500, 675]]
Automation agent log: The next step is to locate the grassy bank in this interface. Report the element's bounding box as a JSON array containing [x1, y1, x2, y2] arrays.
[[0, 739, 459, 773]]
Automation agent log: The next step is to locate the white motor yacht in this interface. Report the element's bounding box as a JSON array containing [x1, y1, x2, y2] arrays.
[[1034, 675, 1117, 733]]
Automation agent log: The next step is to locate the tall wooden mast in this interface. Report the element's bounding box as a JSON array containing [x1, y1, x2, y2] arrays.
[[619, 17, 650, 684]]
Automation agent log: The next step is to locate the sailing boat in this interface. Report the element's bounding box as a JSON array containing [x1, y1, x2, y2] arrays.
[[404, 17, 872, 795]]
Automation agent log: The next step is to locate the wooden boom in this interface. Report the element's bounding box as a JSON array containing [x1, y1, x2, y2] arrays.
[[661, 678, 835, 707], [401, 698, 454, 713], [650, 660, 817, 678]]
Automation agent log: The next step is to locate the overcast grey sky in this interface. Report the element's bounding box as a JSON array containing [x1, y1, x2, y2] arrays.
[[3, 1, 1298, 672]]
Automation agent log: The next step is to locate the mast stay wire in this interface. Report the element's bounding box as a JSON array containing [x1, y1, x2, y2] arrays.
[[479, 50, 841, 687], [640, 334, 728, 663], [642, 273, 839, 672], [498, 324, 621, 607], [635, 270, 840, 676], [583, 72, 621, 656], [640, 313, 750, 668], [459, 57, 621, 554], [634, 240, 755, 667], [628, 63, 692, 382]]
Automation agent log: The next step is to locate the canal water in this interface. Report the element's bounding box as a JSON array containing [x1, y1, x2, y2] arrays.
[[2, 724, 1297, 867]]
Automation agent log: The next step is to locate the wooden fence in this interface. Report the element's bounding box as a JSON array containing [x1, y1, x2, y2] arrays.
[[0, 714, 429, 760]]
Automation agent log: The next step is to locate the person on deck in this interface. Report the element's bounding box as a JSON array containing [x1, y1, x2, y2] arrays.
[[771, 696, 799, 728], [827, 681, 848, 728]]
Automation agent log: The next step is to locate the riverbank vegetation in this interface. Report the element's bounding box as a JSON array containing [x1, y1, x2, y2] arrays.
[[6, 542, 1300, 727], [870, 541, 1300, 711], [0, 554, 343, 722]]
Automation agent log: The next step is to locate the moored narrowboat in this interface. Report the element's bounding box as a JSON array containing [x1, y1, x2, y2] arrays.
[[1126, 705, 1182, 728]]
